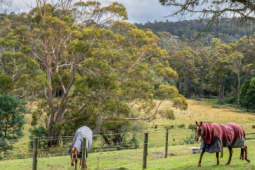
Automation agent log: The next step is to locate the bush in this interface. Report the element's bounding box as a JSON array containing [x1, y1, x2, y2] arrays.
[[160, 109, 175, 120], [173, 94, 188, 110], [225, 97, 237, 104], [123, 136, 139, 149], [211, 105, 221, 108], [165, 125, 174, 129], [188, 124, 196, 131], [178, 124, 185, 128], [180, 134, 198, 145], [29, 126, 48, 149]]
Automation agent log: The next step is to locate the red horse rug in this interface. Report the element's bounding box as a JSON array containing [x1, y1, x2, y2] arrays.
[[200, 123, 245, 153]]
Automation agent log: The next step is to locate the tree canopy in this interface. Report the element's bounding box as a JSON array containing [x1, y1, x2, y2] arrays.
[[0, 93, 26, 155], [159, 0, 255, 40], [0, 0, 187, 146]]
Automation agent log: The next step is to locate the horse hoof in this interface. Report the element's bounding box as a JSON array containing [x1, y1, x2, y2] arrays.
[[198, 165, 201, 167], [225, 163, 230, 165], [247, 159, 250, 163]]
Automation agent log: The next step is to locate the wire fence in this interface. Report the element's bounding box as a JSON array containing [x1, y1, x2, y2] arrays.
[[0, 125, 255, 169]]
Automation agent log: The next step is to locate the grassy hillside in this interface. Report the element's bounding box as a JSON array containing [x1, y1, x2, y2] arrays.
[[1, 99, 255, 169]]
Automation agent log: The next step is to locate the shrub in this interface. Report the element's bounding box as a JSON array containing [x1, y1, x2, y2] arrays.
[[178, 124, 185, 128], [160, 109, 175, 120], [211, 105, 220, 108], [165, 125, 174, 129], [29, 126, 48, 149], [188, 124, 196, 131], [173, 94, 188, 110], [181, 134, 198, 145]]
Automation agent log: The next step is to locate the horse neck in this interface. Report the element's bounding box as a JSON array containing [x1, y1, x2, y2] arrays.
[[202, 123, 209, 138]]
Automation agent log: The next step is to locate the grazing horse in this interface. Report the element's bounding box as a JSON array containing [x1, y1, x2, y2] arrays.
[[195, 121, 250, 167], [68, 126, 93, 170]]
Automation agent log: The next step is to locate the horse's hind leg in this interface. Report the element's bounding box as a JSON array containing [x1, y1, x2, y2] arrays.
[[240, 148, 244, 160], [225, 147, 233, 165], [244, 145, 250, 163], [198, 148, 205, 167], [216, 152, 220, 165]]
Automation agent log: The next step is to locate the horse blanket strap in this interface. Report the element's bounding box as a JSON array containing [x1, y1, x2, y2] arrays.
[[69, 126, 93, 155], [200, 123, 245, 153]]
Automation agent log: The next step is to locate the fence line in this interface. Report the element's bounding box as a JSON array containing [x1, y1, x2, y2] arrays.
[[1, 126, 255, 169]]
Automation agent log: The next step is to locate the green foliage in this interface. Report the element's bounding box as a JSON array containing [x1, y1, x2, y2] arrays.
[[178, 124, 185, 128], [136, 18, 252, 45], [225, 97, 237, 104], [0, 0, 185, 143], [157, 85, 178, 99], [211, 105, 221, 108], [122, 136, 140, 149], [160, 109, 175, 120], [173, 94, 188, 110], [239, 78, 255, 111], [180, 134, 198, 145], [188, 124, 196, 131], [29, 126, 48, 149], [0, 94, 26, 154], [0, 74, 12, 93]]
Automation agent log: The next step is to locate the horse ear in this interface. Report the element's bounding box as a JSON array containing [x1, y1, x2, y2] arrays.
[[200, 121, 203, 126], [195, 121, 198, 125]]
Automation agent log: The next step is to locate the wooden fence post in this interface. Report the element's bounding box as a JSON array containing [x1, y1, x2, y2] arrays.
[[142, 133, 148, 169], [33, 137, 38, 170], [82, 138, 87, 170], [165, 128, 169, 158]]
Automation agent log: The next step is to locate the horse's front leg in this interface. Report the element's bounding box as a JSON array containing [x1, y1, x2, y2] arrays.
[[80, 158, 82, 168], [198, 148, 205, 167], [216, 152, 219, 165], [225, 147, 233, 165], [75, 159, 78, 170]]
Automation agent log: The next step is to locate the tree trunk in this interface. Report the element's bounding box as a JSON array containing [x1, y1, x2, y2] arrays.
[[46, 56, 55, 147], [222, 86, 225, 105], [237, 74, 240, 109], [218, 85, 224, 104], [218, 85, 221, 103]]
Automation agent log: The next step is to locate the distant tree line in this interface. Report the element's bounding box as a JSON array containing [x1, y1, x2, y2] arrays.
[[135, 18, 254, 45]]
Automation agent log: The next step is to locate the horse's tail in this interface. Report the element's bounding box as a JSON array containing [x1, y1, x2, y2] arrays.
[[240, 147, 244, 160]]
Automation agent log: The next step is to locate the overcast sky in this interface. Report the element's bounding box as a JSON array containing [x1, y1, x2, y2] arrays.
[[8, 0, 181, 24]]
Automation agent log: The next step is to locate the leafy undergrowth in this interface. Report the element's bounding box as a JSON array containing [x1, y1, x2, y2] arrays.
[[0, 140, 255, 170]]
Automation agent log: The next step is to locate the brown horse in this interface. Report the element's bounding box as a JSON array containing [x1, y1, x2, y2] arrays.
[[195, 121, 250, 167], [69, 147, 87, 170]]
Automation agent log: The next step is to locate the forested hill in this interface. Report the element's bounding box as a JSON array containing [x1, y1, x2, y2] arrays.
[[135, 18, 253, 45]]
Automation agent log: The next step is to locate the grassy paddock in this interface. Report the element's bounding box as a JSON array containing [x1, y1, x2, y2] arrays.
[[1, 99, 255, 169], [0, 141, 255, 170]]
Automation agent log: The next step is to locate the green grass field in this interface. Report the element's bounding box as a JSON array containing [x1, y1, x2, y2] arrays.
[[1, 99, 255, 170], [0, 141, 255, 170]]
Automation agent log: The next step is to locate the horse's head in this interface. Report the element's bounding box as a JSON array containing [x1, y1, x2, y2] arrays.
[[69, 147, 78, 166], [195, 121, 204, 141]]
